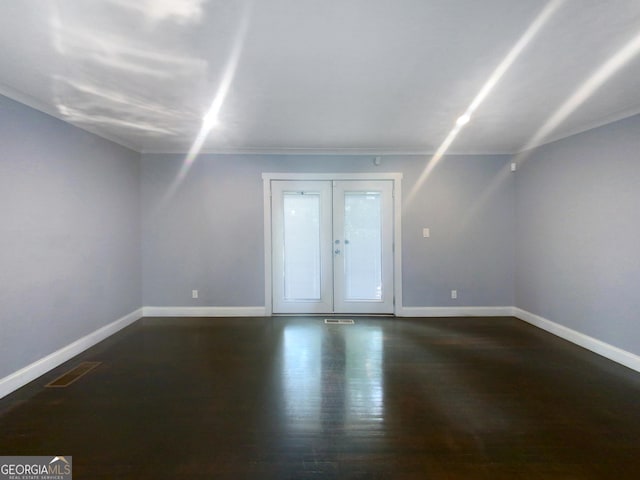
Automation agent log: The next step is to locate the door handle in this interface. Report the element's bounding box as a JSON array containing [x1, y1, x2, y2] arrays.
[[334, 249, 341, 255]]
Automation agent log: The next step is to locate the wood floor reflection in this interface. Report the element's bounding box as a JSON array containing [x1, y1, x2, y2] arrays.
[[2, 316, 640, 479]]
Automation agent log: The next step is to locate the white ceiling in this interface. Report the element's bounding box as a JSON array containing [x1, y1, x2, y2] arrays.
[[1, 0, 640, 154]]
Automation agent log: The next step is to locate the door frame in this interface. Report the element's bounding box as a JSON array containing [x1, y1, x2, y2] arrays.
[[262, 172, 403, 316]]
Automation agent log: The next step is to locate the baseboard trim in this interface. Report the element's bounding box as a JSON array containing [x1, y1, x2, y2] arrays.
[[398, 306, 514, 317], [513, 307, 640, 373], [142, 306, 267, 317], [0, 308, 143, 400]]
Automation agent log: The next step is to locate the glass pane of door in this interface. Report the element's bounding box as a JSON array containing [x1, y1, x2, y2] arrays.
[[283, 193, 321, 300], [343, 192, 382, 300]]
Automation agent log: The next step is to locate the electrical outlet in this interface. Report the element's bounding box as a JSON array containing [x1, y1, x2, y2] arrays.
[[451, 289, 458, 299], [192, 290, 198, 299], [422, 228, 430, 238]]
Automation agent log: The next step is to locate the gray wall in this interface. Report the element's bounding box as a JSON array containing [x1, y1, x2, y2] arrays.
[[515, 114, 640, 356], [4, 85, 638, 383], [0, 95, 141, 379], [141, 153, 515, 308], [0, 92, 514, 381]]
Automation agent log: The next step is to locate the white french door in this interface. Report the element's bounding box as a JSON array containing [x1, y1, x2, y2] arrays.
[[272, 181, 333, 313], [271, 180, 394, 314]]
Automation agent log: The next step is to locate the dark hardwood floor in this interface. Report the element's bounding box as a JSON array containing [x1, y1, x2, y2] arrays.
[[2, 316, 640, 479]]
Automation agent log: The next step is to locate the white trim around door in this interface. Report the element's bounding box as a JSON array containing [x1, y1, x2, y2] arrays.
[[263, 172, 403, 316]]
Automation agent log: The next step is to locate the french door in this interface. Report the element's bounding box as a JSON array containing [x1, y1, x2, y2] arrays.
[[271, 180, 394, 314]]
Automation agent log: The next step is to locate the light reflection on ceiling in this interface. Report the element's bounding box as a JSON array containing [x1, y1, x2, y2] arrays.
[[152, 1, 252, 217], [49, 0, 209, 142], [0, 1, 640, 154], [515, 27, 640, 165], [456, 26, 640, 232], [108, 0, 207, 24], [404, 0, 564, 208]]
